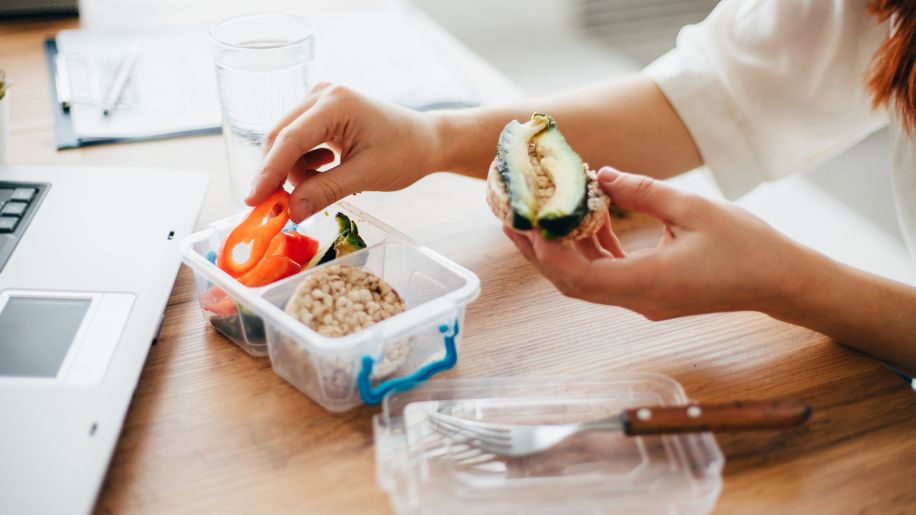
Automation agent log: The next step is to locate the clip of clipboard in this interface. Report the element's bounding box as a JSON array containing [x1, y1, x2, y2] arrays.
[[45, 38, 81, 150]]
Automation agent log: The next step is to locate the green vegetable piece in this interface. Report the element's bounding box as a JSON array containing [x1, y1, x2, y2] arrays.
[[210, 303, 266, 345], [532, 116, 588, 238], [335, 218, 367, 257], [309, 212, 368, 268], [210, 314, 242, 341], [495, 115, 547, 231], [237, 304, 266, 342]]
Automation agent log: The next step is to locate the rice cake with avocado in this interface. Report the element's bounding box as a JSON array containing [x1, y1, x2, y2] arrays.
[[487, 113, 610, 240]]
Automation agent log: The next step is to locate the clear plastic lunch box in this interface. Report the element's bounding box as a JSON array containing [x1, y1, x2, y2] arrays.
[[180, 202, 480, 411], [374, 373, 724, 514]]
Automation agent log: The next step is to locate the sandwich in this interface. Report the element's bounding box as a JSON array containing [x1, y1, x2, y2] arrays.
[[486, 113, 610, 240]]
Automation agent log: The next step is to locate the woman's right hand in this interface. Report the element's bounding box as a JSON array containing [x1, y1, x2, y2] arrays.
[[246, 83, 446, 221]]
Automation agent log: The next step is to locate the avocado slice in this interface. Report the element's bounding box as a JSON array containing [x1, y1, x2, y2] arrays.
[[306, 212, 367, 268], [495, 115, 548, 231], [532, 117, 588, 238], [495, 113, 589, 239]]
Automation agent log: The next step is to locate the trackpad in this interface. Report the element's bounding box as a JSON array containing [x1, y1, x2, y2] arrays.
[[0, 291, 135, 384], [0, 297, 90, 377]]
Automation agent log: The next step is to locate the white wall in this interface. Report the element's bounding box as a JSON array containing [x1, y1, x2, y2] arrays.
[[412, 0, 578, 40], [412, 0, 640, 96]]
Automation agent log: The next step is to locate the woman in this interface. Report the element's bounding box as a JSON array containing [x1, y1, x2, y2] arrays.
[[247, 0, 916, 375]]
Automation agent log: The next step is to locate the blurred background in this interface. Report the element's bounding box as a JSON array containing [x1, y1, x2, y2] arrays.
[[413, 0, 718, 94]]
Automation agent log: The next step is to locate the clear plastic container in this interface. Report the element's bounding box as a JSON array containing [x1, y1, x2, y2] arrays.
[[180, 202, 480, 411], [374, 374, 724, 514], [182, 211, 275, 356]]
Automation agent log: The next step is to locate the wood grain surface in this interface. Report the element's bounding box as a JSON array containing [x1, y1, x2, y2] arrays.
[[3, 4, 916, 514]]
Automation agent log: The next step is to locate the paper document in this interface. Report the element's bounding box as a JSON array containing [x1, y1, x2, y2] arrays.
[[56, 28, 221, 141]]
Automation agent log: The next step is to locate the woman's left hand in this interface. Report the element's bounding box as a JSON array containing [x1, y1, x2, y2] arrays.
[[504, 168, 814, 320]]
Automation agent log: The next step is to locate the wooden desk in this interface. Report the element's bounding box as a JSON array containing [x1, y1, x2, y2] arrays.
[[3, 3, 916, 514]]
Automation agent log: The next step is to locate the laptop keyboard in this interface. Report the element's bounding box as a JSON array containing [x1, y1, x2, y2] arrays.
[[0, 182, 48, 273]]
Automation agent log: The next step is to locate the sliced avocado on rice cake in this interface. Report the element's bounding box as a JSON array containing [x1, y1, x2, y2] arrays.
[[488, 113, 609, 240]]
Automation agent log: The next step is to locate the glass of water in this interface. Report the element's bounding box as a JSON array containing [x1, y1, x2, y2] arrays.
[[210, 14, 315, 204]]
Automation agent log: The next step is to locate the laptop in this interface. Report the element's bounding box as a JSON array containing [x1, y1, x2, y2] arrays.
[[0, 164, 208, 514]]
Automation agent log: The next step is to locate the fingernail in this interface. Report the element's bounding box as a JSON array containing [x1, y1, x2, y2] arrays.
[[598, 167, 619, 183]]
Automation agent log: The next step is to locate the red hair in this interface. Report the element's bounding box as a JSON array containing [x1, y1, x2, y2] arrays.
[[868, 0, 916, 132]]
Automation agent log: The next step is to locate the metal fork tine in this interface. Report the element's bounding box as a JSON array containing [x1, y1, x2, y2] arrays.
[[428, 414, 492, 442], [432, 420, 512, 443], [429, 413, 513, 442], [438, 426, 511, 454], [432, 412, 516, 434], [428, 416, 515, 454]]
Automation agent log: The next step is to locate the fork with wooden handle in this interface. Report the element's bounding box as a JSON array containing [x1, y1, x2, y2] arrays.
[[429, 400, 811, 458]]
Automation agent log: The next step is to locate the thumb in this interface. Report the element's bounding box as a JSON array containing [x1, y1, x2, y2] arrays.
[[597, 167, 697, 226], [287, 159, 366, 222]]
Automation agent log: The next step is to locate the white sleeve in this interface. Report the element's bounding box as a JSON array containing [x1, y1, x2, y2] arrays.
[[645, 0, 889, 198]]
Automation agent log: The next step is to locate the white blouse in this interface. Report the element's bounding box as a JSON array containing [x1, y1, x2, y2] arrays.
[[645, 0, 916, 261]]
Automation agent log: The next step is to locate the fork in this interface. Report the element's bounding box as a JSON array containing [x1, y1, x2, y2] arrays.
[[428, 400, 811, 457]]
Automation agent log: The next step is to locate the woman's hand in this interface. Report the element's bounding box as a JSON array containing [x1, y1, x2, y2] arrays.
[[506, 167, 916, 374], [246, 83, 445, 221], [504, 168, 810, 320]]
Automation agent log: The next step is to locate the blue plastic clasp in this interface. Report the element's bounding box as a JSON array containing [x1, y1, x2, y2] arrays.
[[357, 320, 459, 405]]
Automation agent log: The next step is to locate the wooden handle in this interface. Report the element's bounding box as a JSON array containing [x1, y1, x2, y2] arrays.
[[622, 400, 811, 436]]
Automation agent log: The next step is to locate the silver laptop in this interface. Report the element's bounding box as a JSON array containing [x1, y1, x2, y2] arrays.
[[0, 164, 208, 514]]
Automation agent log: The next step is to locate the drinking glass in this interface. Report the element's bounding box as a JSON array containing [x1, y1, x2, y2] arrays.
[[210, 14, 315, 204]]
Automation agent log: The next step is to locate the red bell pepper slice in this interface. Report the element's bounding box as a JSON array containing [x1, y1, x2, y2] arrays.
[[253, 230, 320, 269], [201, 286, 237, 317], [234, 232, 319, 287], [282, 232, 320, 266], [236, 255, 302, 287], [217, 190, 290, 277]]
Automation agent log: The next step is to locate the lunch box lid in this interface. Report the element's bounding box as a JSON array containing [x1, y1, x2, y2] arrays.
[[373, 373, 724, 515]]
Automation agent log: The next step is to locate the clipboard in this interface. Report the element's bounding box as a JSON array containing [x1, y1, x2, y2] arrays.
[[44, 32, 222, 150]]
